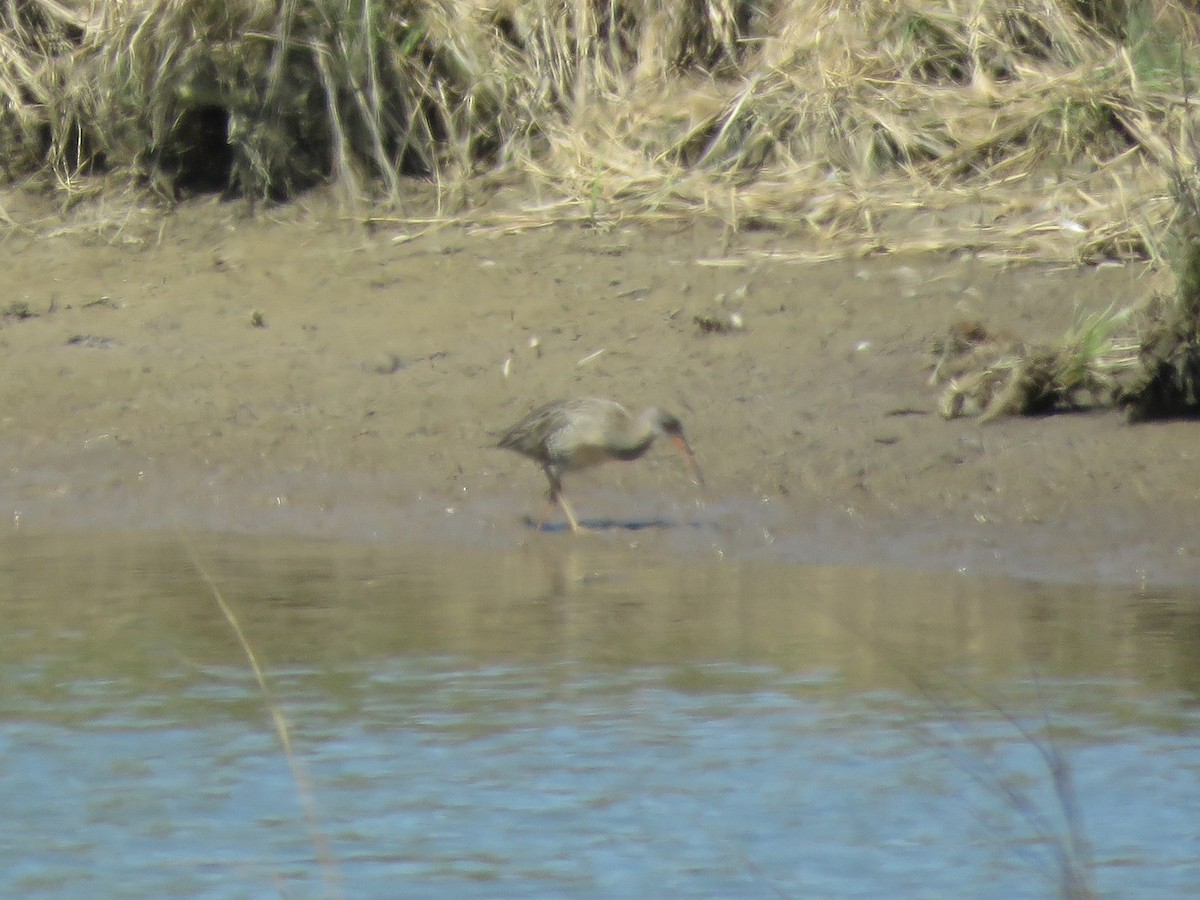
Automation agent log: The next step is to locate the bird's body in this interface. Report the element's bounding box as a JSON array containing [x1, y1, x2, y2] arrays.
[[497, 398, 703, 533]]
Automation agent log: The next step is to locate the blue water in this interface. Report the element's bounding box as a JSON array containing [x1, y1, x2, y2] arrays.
[[1, 535, 1198, 898], [4, 661, 1198, 898]]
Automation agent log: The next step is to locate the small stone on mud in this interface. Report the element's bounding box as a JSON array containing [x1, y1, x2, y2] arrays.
[[694, 312, 745, 334], [3, 301, 36, 321], [363, 353, 405, 375]]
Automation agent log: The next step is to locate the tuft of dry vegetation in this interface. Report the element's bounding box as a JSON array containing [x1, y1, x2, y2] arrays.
[[930, 310, 1139, 421], [0, 1, 1198, 262], [1118, 130, 1200, 419]]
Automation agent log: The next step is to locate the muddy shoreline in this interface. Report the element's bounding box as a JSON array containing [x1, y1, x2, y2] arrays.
[[1, 191, 1195, 586]]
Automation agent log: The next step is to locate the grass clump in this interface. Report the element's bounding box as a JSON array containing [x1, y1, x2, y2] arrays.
[[1118, 137, 1200, 419], [930, 309, 1139, 422], [84, 0, 519, 202]]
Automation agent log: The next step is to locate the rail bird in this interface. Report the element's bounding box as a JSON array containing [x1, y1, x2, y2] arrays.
[[496, 398, 703, 533]]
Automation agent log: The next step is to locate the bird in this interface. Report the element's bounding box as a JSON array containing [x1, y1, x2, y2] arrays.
[[496, 398, 704, 533]]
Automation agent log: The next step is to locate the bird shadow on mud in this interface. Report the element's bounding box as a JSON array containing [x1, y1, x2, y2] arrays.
[[521, 516, 710, 532]]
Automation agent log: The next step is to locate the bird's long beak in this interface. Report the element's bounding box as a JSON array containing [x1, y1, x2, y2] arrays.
[[670, 434, 705, 487]]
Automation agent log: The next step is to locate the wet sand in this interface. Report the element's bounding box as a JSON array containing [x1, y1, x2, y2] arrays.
[[1, 188, 1194, 585]]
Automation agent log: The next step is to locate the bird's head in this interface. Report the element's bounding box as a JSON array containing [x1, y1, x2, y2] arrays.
[[648, 409, 685, 437]]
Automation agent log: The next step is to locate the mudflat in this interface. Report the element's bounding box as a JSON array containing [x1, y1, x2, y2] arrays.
[[1, 190, 1194, 584]]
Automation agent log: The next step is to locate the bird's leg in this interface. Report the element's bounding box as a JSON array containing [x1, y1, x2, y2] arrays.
[[556, 490, 582, 535], [544, 467, 582, 534]]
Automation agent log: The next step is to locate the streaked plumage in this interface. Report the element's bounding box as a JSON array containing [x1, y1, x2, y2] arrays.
[[497, 398, 703, 533]]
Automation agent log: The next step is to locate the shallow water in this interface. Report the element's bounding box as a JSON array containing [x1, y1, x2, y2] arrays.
[[2, 532, 1199, 898]]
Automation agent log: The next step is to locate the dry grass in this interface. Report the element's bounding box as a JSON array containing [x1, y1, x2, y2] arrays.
[[930, 308, 1140, 421], [1118, 120, 1200, 418], [0, 1, 1198, 261], [181, 536, 342, 896]]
